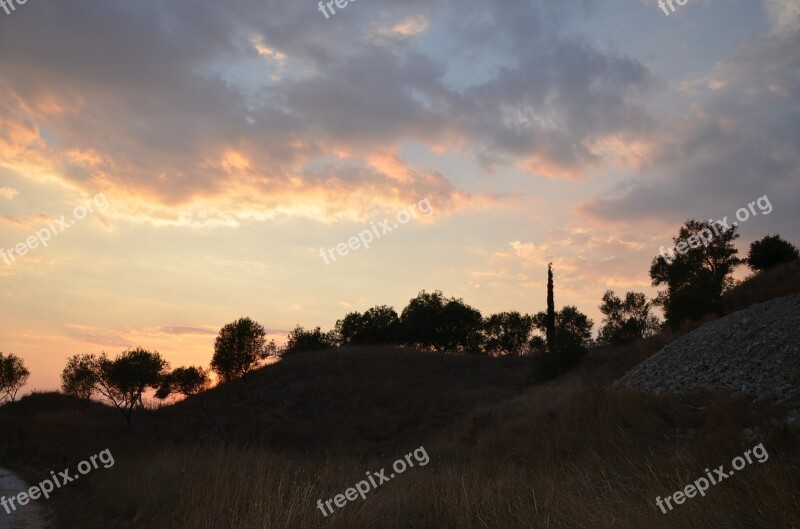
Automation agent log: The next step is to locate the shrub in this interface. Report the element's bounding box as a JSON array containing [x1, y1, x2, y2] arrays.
[[747, 234, 800, 272]]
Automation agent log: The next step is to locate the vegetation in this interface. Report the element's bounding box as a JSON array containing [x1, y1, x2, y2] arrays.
[[2, 227, 800, 529], [4, 261, 799, 529], [0, 352, 29, 403], [532, 305, 594, 378], [482, 312, 534, 356], [283, 326, 338, 356], [546, 262, 556, 352], [155, 366, 211, 399], [400, 290, 483, 353], [61, 348, 170, 425], [335, 305, 401, 346], [211, 317, 276, 382], [61, 353, 98, 404], [650, 219, 742, 329], [597, 290, 661, 346], [747, 234, 800, 272]]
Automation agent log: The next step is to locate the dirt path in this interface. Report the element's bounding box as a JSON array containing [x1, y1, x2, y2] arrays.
[[0, 468, 49, 529]]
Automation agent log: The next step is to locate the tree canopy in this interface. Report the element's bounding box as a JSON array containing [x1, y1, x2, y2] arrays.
[[0, 352, 30, 404], [400, 290, 483, 353], [650, 219, 742, 329], [598, 291, 661, 346], [211, 317, 275, 382], [747, 234, 800, 272]]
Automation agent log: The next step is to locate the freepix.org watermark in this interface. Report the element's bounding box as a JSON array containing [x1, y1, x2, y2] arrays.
[[658, 0, 689, 16], [319, 198, 433, 265], [317, 0, 357, 19], [316, 446, 430, 517], [655, 443, 769, 514], [1, 449, 115, 516], [0, 0, 27, 16], [0, 192, 109, 268], [659, 195, 772, 265]]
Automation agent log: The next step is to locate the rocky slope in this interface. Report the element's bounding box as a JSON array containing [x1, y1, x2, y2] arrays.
[[614, 294, 800, 421]]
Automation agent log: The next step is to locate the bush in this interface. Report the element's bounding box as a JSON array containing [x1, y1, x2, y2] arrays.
[[335, 306, 401, 346], [747, 234, 800, 272], [283, 326, 337, 356]]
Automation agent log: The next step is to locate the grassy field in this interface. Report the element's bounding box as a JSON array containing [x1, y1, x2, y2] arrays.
[[1, 264, 799, 528]]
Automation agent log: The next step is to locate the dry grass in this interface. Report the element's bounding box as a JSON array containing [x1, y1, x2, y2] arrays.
[[80, 382, 800, 529], [724, 261, 800, 313]]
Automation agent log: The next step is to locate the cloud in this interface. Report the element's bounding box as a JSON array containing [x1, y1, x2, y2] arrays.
[[580, 11, 800, 242], [764, 0, 800, 33], [156, 326, 217, 336], [371, 16, 430, 39], [0, 187, 19, 200], [0, 0, 658, 227]]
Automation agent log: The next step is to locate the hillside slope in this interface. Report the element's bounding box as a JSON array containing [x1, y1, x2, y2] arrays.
[[158, 346, 537, 452], [614, 294, 800, 423]]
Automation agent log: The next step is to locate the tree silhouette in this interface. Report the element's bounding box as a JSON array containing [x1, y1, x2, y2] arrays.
[[483, 312, 534, 356], [546, 264, 556, 353], [747, 234, 800, 272], [0, 352, 29, 404], [155, 366, 211, 399], [283, 326, 337, 355], [532, 305, 594, 378], [650, 219, 741, 329], [400, 290, 483, 353], [61, 354, 98, 405], [597, 291, 661, 346], [335, 305, 401, 346], [94, 348, 169, 426], [211, 317, 275, 382]]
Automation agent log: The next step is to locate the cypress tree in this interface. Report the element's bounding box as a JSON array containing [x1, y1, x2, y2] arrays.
[[546, 263, 556, 352]]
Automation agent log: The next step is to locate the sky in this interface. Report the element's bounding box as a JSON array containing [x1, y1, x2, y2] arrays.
[[1, 0, 799, 392]]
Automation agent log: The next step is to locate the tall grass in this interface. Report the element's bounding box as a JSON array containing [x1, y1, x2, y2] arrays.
[[85, 381, 800, 529]]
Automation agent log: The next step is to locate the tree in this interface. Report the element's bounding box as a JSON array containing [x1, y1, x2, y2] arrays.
[[0, 353, 30, 404], [552, 306, 594, 357], [747, 235, 800, 272], [61, 354, 98, 404], [531, 306, 594, 378], [211, 317, 275, 382], [94, 348, 169, 426], [335, 306, 401, 346], [282, 326, 337, 356], [155, 366, 211, 400], [400, 290, 447, 351], [334, 312, 364, 346], [597, 291, 661, 346], [400, 290, 483, 353], [546, 263, 556, 353], [483, 312, 534, 356], [441, 297, 484, 353], [650, 219, 742, 329]]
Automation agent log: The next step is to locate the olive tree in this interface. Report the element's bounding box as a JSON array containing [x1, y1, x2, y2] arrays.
[[155, 366, 211, 399], [96, 348, 169, 426], [0, 352, 30, 404], [211, 317, 275, 382], [61, 353, 98, 405]]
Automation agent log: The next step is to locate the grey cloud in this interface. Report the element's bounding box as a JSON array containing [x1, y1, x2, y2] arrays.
[[581, 25, 800, 243], [0, 0, 657, 213]]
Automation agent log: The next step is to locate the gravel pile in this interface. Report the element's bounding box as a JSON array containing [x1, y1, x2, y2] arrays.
[[613, 294, 800, 410]]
